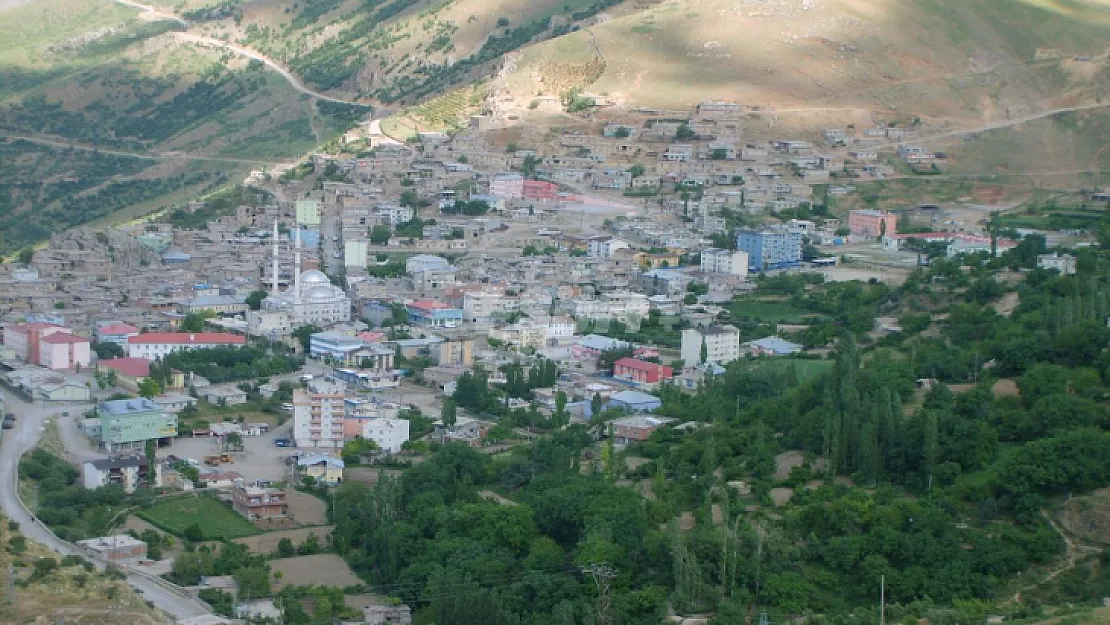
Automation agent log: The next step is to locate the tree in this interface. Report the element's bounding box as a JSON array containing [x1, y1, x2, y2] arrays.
[[276, 538, 295, 558], [591, 392, 603, 417], [292, 324, 322, 352], [92, 342, 124, 360], [145, 439, 157, 485], [370, 225, 392, 245], [628, 163, 645, 178], [521, 155, 541, 178], [234, 566, 272, 599], [553, 390, 568, 428], [441, 398, 457, 428], [699, 337, 708, 364], [138, 377, 163, 399], [183, 522, 204, 542], [400, 189, 419, 207], [675, 123, 696, 140], [17, 248, 33, 266], [245, 290, 268, 310], [181, 312, 212, 332]]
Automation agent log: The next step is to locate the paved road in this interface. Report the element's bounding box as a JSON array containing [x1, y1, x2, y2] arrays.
[[0, 392, 211, 621]]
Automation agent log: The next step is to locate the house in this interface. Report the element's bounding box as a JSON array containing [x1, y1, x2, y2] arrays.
[[849, 210, 896, 238], [181, 295, 248, 316], [612, 358, 673, 389], [99, 357, 185, 393], [3, 322, 68, 364], [126, 333, 246, 359], [297, 455, 345, 485], [76, 535, 147, 561], [680, 325, 741, 366], [603, 122, 639, 138], [1037, 253, 1077, 275], [153, 392, 198, 413], [39, 332, 91, 371], [232, 485, 288, 520], [696, 101, 741, 116], [593, 168, 632, 190], [700, 248, 749, 277], [489, 173, 525, 199], [587, 236, 631, 259], [747, 336, 803, 356], [361, 602, 414, 625], [95, 323, 139, 345], [609, 414, 676, 444], [405, 254, 452, 274], [202, 386, 248, 406], [82, 455, 161, 493], [607, 390, 663, 413], [97, 398, 178, 453], [662, 144, 694, 162]]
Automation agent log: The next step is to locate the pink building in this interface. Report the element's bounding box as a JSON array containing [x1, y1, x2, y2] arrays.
[[848, 210, 896, 238], [489, 173, 524, 199], [39, 333, 91, 371], [523, 180, 558, 201], [3, 322, 71, 364]]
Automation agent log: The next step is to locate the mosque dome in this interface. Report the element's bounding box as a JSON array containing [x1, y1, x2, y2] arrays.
[[300, 270, 330, 286], [305, 286, 339, 300]]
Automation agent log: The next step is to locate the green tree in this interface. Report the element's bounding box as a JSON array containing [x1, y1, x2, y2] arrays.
[[292, 324, 322, 352], [699, 337, 708, 364], [628, 163, 645, 178], [370, 225, 392, 245], [145, 439, 157, 486], [591, 392, 603, 416], [183, 522, 204, 542], [553, 390, 568, 428], [245, 290, 268, 310], [180, 312, 212, 332], [675, 123, 696, 140], [17, 248, 33, 266], [138, 377, 162, 399], [441, 398, 457, 428], [92, 342, 124, 360]]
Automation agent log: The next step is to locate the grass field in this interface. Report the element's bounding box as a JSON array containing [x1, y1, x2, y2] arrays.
[[728, 300, 824, 324], [138, 495, 261, 540]]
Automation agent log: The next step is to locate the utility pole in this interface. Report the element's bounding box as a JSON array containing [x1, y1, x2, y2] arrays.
[[880, 574, 885, 625], [582, 563, 617, 625]]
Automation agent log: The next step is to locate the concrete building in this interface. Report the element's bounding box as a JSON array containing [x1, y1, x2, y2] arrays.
[[699, 248, 749, 277], [1038, 253, 1077, 275], [406, 299, 463, 328], [232, 485, 287, 520], [405, 254, 452, 274], [612, 358, 673, 389], [747, 336, 803, 356], [39, 332, 91, 371], [489, 172, 525, 199], [344, 239, 369, 269], [295, 199, 321, 226], [587, 236, 631, 259], [293, 378, 346, 449], [127, 332, 246, 359], [849, 210, 896, 238], [82, 455, 161, 493], [736, 227, 803, 271], [3, 322, 70, 364], [680, 325, 741, 366], [610, 414, 676, 443], [360, 417, 410, 454], [98, 398, 178, 453], [95, 323, 139, 346]]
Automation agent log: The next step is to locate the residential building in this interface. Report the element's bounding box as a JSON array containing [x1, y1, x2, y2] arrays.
[[849, 210, 896, 238], [463, 291, 514, 324], [680, 325, 741, 366], [610, 415, 676, 444], [39, 332, 91, 371], [523, 179, 558, 201], [662, 144, 694, 162], [696, 101, 741, 116], [603, 122, 639, 138], [376, 203, 414, 227], [247, 310, 292, 338], [569, 292, 650, 323], [295, 199, 321, 226], [572, 334, 631, 359], [1038, 253, 1078, 275], [99, 357, 183, 393], [181, 295, 248, 316], [361, 417, 410, 454], [232, 485, 288, 520], [95, 323, 139, 346], [76, 535, 148, 561], [126, 332, 246, 359], [297, 455, 345, 485], [435, 338, 474, 366], [587, 236, 631, 259], [202, 386, 248, 406], [405, 254, 452, 274], [700, 248, 749, 277], [607, 391, 663, 413], [612, 358, 673, 389], [82, 456, 161, 493], [3, 322, 69, 364], [736, 227, 803, 271], [489, 173, 525, 199], [593, 168, 632, 190], [406, 299, 463, 328], [98, 398, 178, 453], [293, 378, 346, 449]]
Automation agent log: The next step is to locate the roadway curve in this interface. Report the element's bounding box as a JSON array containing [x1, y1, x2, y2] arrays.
[[111, 0, 369, 107], [0, 393, 211, 621]]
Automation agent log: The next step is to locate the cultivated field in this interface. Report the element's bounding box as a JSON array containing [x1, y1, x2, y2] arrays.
[[270, 554, 362, 590], [235, 526, 335, 554], [138, 494, 261, 540]]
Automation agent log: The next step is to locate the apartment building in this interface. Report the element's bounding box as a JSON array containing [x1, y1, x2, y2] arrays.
[[98, 398, 178, 453], [680, 325, 741, 366], [489, 172, 525, 199], [293, 378, 346, 449], [736, 227, 803, 271], [699, 248, 749, 277], [233, 485, 288, 520], [82, 456, 161, 493], [126, 332, 246, 359]]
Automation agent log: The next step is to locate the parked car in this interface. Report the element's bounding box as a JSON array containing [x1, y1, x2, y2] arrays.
[[274, 438, 292, 448]]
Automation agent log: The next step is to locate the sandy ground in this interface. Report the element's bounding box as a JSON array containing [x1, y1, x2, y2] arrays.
[[270, 554, 361, 590], [344, 467, 404, 485], [285, 489, 327, 525], [166, 426, 296, 483]]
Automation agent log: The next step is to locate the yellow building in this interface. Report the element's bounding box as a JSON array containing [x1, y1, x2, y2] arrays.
[[296, 454, 345, 484]]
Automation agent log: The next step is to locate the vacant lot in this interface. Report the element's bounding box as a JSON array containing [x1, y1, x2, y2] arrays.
[[344, 467, 404, 486], [138, 495, 261, 540], [285, 489, 327, 526], [235, 526, 334, 554], [728, 299, 824, 324], [270, 554, 361, 590]]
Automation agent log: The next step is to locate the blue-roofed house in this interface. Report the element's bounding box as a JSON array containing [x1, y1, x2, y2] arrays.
[[747, 336, 803, 356], [572, 334, 631, 359], [296, 454, 345, 484], [608, 390, 663, 413], [161, 250, 191, 265]]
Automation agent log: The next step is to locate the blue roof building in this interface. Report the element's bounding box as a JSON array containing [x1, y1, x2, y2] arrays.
[[608, 390, 663, 412], [736, 227, 803, 271], [748, 336, 803, 356]]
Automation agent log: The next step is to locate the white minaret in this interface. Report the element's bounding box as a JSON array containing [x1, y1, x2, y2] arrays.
[[271, 220, 280, 294], [293, 226, 302, 308]]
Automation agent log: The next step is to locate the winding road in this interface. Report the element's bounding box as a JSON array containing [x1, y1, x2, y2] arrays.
[[0, 391, 211, 621]]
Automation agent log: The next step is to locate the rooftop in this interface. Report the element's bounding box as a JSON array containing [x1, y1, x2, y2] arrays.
[[128, 333, 246, 345], [98, 323, 139, 335], [99, 398, 162, 415], [99, 357, 151, 377], [40, 333, 90, 345]]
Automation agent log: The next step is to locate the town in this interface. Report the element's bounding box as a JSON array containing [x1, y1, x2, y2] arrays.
[[0, 96, 1101, 625]]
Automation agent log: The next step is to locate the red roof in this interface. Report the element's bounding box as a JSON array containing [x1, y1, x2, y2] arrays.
[[40, 333, 89, 345], [128, 333, 246, 345], [407, 299, 450, 311], [100, 357, 151, 377], [98, 323, 139, 335], [614, 357, 672, 375], [6, 322, 60, 334]]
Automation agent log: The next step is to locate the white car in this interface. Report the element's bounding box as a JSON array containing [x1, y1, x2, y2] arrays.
[[333, 252, 342, 258]]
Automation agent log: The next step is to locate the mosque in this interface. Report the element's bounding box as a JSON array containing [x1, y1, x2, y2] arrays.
[[258, 221, 351, 327]]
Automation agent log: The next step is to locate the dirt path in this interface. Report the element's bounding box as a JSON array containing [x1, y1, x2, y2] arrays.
[[1007, 511, 1102, 604], [2, 131, 287, 165]]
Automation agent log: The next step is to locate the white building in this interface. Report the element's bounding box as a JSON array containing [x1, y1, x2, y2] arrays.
[[1037, 253, 1077, 275], [261, 222, 352, 326], [344, 240, 369, 269], [489, 172, 525, 199], [293, 378, 346, 449], [361, 417, 410, 454], [463, 291, 515, 324], [126, 332, 246, 359], [568, 291, 650, 322], [82, 456, 161, 493], [700, 248, 749, 277], [587, 236, 631, 259], [376, 203, 414, 227], [680, 325, 741, 366], [405, 254, 452, 274], [246, 310, 293, 338]]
